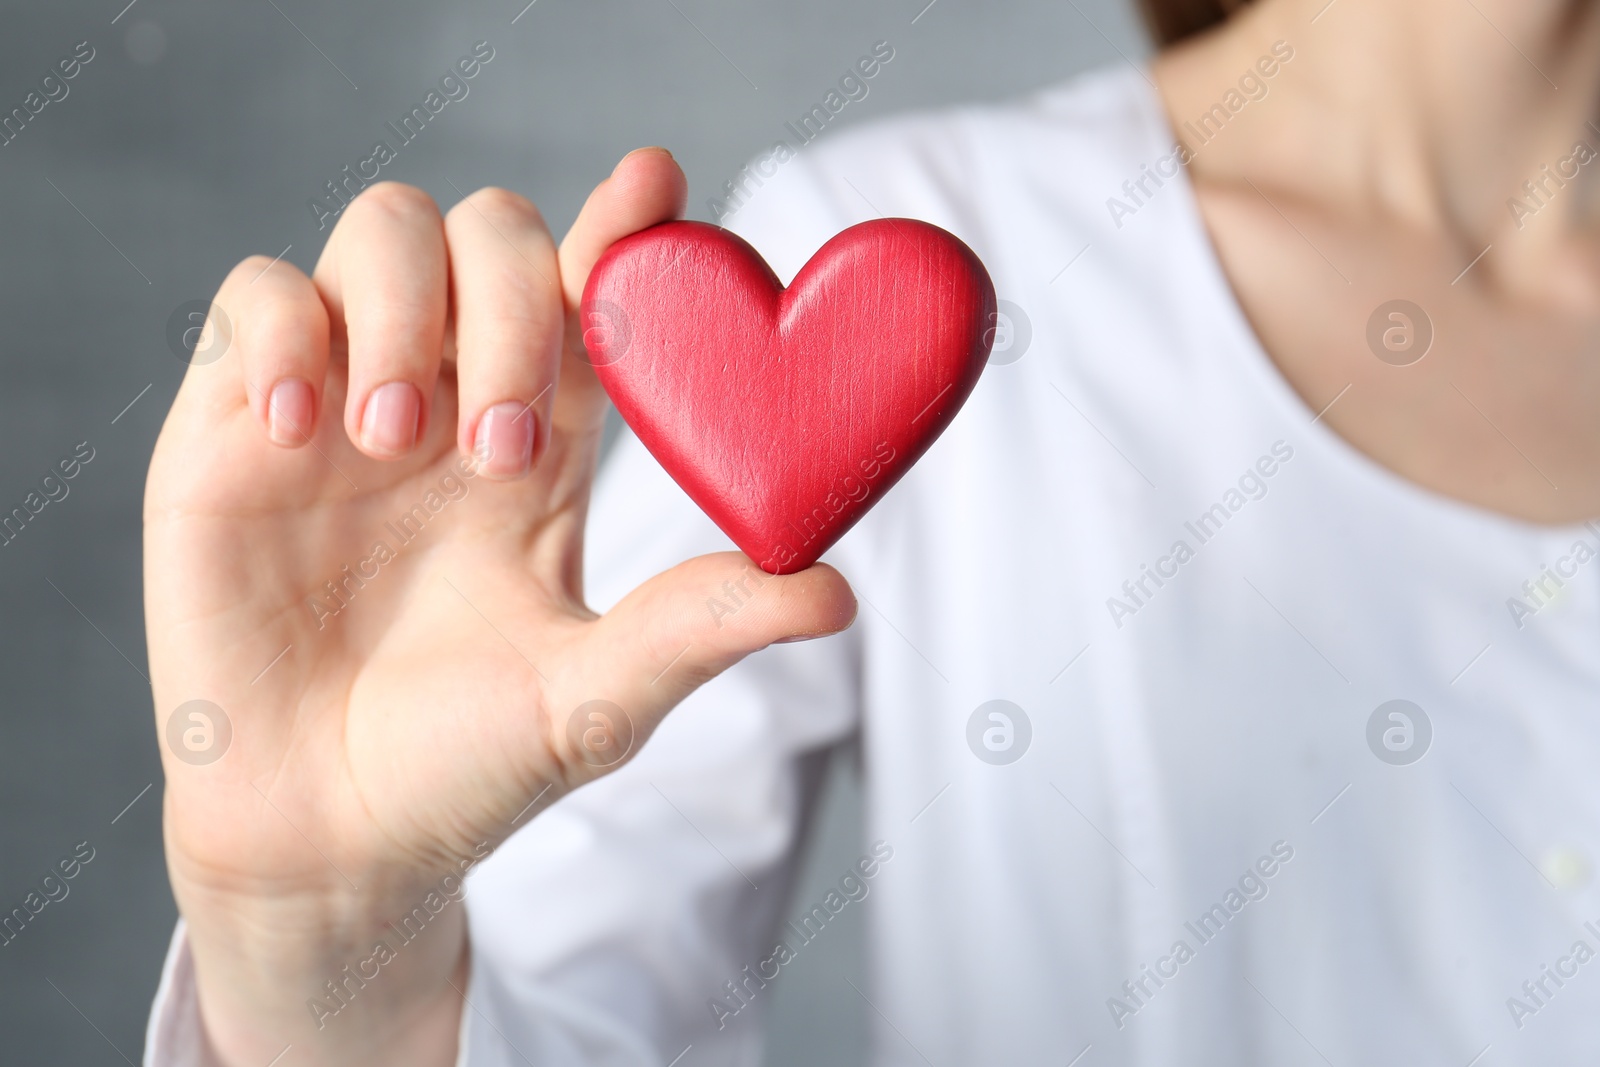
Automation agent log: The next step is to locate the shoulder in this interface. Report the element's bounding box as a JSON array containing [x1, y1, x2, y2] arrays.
[[718, 64, 1174, 276]]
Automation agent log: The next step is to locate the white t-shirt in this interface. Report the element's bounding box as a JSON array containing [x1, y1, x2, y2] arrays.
[[146, 65, 1600, 1067]]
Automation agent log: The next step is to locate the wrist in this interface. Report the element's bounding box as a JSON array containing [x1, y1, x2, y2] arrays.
[[180, 879, 470, 1067]]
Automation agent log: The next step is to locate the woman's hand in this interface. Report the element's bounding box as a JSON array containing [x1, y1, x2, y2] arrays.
[[143, 149, 856, 1067]]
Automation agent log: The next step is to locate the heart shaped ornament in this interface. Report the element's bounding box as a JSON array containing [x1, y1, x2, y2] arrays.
[[581, 218, 996, 575]]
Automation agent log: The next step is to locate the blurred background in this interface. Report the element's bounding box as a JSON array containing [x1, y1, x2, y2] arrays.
[[0, 0, 1144, 1061]]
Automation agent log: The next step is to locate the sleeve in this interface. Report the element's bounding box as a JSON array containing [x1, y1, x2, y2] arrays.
[[453, 428, 861, 1067], [142, 919, 207, 1065], [145, 156, 864, 1067]]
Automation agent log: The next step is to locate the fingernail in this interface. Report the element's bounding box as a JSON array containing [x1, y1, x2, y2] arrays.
[[616, 146, 673, 173], [360, 382, 422, 457], [266, 378, 314, 446], [474, 401, 536, 479]]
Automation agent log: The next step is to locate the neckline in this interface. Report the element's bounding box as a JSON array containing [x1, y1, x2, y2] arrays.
[[1107, 64, 1596, 545]]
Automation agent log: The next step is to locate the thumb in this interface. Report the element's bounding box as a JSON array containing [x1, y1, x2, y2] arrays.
[[553, 553, 856, 778]]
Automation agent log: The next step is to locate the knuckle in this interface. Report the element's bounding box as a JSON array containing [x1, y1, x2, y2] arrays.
[[219, 261, 322, 359], [348, 300, 435, 347], [239, 289, 321, 358], [223, 254, 291, 293], [673, 660, 720, 692], [232, 253, 279, 278], [345, 181, 439, 226], [451, 185, 545, 231]]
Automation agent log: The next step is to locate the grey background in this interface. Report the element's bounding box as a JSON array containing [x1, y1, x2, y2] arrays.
[[0, 0, 1145, 1061]]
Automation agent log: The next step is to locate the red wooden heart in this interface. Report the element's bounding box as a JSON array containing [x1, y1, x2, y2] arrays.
[[580, 219, 995, 575]]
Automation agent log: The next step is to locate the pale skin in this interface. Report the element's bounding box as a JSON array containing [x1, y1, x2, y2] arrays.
[[1158, 0, 1600, 522], [146, 152, 856, 1066], [147, 1, 1600, 1064]]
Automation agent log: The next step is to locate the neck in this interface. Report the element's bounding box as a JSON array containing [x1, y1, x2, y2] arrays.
[[1157, 0, 1600, 298]]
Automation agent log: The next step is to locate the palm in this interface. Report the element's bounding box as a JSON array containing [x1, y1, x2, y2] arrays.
[[147, 356, 612, 896]]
